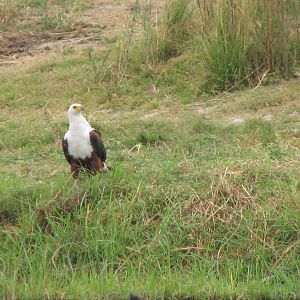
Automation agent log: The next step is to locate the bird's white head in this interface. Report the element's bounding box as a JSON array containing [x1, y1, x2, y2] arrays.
[[67, 103, 92, 131], [68, 103, 84, 117]]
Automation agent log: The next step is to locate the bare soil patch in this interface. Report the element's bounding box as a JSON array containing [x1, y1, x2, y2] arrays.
[[0, 0, 164, 70]]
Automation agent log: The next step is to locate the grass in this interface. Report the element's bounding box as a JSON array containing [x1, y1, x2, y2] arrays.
[[0, 0, 300, 299], [131, 0, 300, 93], [0, 0, 84, 32], [198, 0, 300, 92], [65, 0, 300, 104], [0, 47, 300, 298]]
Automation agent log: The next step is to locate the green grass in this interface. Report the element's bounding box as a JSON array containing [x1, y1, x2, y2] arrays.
[[132, 0, 300, 93], [0, 0, 300, 298], [197, 0, 300, 92], [0, 46, 300, 299]]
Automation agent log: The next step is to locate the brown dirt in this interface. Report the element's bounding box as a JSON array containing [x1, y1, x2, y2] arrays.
[[0, 0, 165, 71]]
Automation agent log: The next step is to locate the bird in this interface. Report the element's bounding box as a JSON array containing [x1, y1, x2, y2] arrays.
[[62, 103, 108, 178]]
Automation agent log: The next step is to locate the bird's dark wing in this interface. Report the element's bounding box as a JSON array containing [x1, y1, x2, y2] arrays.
[[62, 138, 72, 164], [89, 130, 106, 162]]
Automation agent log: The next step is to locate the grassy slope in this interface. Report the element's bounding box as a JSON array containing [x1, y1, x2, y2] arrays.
[[0, 47, 300, 299]]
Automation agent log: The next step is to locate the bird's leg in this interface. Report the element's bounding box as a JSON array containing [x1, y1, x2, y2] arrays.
[[90, 155, 104, 174], [71, 162, 79, 178]]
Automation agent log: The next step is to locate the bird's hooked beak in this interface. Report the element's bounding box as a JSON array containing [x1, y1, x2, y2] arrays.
[[75, 106, 84, 112]]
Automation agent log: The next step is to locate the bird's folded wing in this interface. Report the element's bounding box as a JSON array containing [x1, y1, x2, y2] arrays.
[[89, 130, 106, 162], [62, 138, 72, 164]]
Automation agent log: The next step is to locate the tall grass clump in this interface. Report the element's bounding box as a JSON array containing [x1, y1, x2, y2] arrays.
[[140, 0, 194, 65], [130, 0, 300, 94], [198, 0, 300, 92], [89, 0, 195, 96]]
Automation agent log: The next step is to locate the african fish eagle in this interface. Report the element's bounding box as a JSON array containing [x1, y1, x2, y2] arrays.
[[62, 103, 107, 178]]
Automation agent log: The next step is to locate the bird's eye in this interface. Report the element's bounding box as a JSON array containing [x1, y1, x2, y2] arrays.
[[73, 106, 77, 109]]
